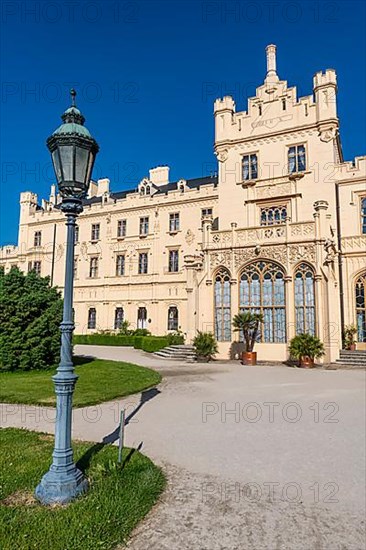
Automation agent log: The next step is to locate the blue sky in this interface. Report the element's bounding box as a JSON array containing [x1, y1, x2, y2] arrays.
[[1, 0, 365, 245]]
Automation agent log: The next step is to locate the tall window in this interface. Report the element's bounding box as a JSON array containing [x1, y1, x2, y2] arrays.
[[168, 306, 179, 330], [137, 307, 147, 329], [74, 225, 79, 243], [260, 205, 287, 226], [34, 231, 42, 247], [116, 255, 125, 276], [138, 252, 148, 274], [88, 308, 96, 329], [361, 198, 366, 234], [139, 217, 149, 236], [239, 261, 286, 343], [294, 264, 316, 335], [214, 269, 231, 342], [169, 212, 180, 232], [89, 256, 99, 278], [91, 223, 100, 241], [33, 261, 41, 276], [356, 273, 366, 343], [114, 307, 124, 329], [242, 154, 258, 181], [288, 145, 306, 173], [169, 250, 179, 272], [117, 219, 127, 238]]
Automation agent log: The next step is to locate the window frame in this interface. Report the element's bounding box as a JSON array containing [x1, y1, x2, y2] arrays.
[[138, 252, 148, 274], [91, 223, 100, 242], [242, 153, 258, 182], [139, 216, 149, 236], [294, 263, 316, 336], [116, 254, 125, 276], [360, 197, 366, 235], [87, 307, 96, 329], [114, 307, 124, 330], [167, 306, 179, 331], [288, 143, 307, 174], [89, 256, 99, 278], [34, 231, 42, 247], [260, 204, 288, 226], [117, 219, 127, 238], [169, 212, 180, 233], [214, 268, 232, 342], [168, 249, 179, 273]]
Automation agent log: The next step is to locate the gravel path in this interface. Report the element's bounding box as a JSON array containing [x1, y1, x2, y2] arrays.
[[1, 345, 365, 550]]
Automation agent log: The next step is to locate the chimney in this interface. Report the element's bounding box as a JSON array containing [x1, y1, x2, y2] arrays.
[[97, 178, 110, 197], [149, 166, 169, 186]]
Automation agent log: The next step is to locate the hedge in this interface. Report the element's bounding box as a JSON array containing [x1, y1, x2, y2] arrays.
[[73, 334, 170, 353]]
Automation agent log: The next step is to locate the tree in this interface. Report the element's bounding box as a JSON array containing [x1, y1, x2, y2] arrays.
[[232, 311, 264, 352], [0, 267, 63, 371]]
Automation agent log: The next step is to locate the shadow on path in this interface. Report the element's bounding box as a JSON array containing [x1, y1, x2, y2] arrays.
[[76, 387, 160, 473]]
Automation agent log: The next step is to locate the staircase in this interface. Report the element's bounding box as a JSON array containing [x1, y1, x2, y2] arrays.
[[335, 350, 366, 368], [154, 345, 197, 362]]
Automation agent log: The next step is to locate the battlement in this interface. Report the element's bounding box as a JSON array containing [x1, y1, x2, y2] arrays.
[[214, 96, 236, 113], [336, 156, 366, 178], [20, 191, 38, 205], [313, 69, 337, 90]]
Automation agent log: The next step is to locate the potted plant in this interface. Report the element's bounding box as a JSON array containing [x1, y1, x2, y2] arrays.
[[193, 331, 218, 362], [232, 311, 263, 365], [343, 325, 357, 351], [289, 333, 325, 368]]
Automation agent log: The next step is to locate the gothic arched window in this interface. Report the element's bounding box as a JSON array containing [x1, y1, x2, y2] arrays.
[[239, 261, 286, 343], [214, 269, 231, 342], [168, 306, 179, 331], [294, 263, 316, 335], [356, 273, 366, 343]]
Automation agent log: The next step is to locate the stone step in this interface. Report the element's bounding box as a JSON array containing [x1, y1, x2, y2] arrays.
[[154, 344, 197, 362]]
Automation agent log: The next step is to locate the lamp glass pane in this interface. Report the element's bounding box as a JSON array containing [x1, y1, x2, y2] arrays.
[[51, 150, 62, 183], [59, 145, 74, 181], [75, 146, 89, 184], [85, 151, 95, 186]]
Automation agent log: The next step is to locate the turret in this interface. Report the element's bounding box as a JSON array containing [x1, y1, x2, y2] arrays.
[[313, 69, 338, 122], [214, 96, 235, 142]]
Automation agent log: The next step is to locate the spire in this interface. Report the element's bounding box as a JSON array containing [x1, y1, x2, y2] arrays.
[[265, 44, 279, 83]]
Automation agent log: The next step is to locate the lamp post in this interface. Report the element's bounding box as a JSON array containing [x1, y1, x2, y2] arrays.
[[35, 89, 99, 505]]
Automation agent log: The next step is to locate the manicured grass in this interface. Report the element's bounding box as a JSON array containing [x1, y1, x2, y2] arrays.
[[0, 428, 166, 550], [0, 357, 161, 407]]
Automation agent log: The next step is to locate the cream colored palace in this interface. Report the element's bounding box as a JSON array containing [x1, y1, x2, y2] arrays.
[[1, 45, 366, 363]]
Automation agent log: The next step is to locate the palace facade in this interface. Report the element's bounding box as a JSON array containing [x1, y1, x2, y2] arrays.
[[1, 45, 366, 362]]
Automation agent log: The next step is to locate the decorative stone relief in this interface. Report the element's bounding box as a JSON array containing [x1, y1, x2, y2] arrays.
[[210, 250, 232, 269], [288, 243, 316, 263], [256, 182, 292, 199], [216, 149, 228, 163], [185, 229, 195, 245], [324, 238, 338, 265]]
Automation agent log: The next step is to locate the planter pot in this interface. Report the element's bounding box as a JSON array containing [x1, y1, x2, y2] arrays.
[[299, 356, 314, 368], [349, 343, 356, 351], [241, 351, 257, 365], [197, 355, 210, 363]]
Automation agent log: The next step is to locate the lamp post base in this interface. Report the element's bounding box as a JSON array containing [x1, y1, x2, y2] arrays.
[[35, 466, 88, 505]]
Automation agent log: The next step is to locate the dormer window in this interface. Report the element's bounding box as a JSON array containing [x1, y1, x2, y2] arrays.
[[288, 144, 306, 173], [242, 154, 258, 181], [146, 185, 151, 195]]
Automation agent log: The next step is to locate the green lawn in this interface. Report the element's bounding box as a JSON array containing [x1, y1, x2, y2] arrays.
[[0, 428, 165, 550], [0, 358, 161, 407]]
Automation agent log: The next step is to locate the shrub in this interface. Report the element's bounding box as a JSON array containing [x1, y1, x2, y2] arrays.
[[140, 337, 169, 353], [289, 333, 325, 363], [0, 267, 63, 371], [132, 328, 151, 336], [118, 320, 132, 336], [193, 331, 218, 360], [73, 334, 169, 353], [166, 331, 185, 345]]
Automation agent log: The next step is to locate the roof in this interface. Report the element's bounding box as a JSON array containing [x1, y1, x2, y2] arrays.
[[82, 174, 218, 206]]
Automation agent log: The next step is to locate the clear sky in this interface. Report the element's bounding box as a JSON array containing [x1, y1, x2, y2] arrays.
[[1, 0, 365, 245]]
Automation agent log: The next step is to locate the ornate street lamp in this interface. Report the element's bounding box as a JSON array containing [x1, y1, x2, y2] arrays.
[[35, 90, 99, 505]]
